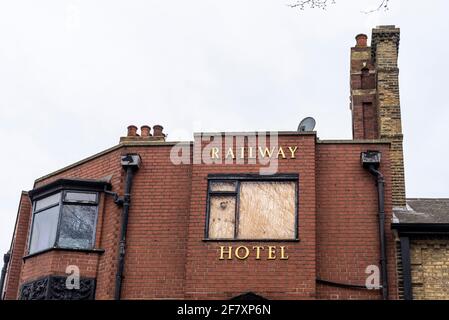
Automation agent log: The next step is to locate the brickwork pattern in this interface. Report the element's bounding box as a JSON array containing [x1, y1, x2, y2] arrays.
[[350, 26, 406, 208], [184, 135, 317, 299], [3, 26, 407, 300], [372, 26, 406, 207], [3, 137, 400, 300], [316, 143, 398, 299], [410, 237, 449, 300], [3, 193, 31, 299]]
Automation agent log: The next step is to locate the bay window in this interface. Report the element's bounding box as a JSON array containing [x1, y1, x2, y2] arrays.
[[29, 190, 99, 254]]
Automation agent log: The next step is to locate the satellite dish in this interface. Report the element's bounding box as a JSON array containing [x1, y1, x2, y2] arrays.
[[297, 117, 316, 132]]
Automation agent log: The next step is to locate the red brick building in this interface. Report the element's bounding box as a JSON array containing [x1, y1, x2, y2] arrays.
[[0, 25, 415, 300]]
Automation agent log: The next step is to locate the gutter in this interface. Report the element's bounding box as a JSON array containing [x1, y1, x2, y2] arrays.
[[392, 223, 449, 235]]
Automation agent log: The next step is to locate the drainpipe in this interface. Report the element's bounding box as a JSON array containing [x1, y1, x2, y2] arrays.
[[114, 154, 141, 300], [361, 151, 388, 300], [0, 251, 11, 300]]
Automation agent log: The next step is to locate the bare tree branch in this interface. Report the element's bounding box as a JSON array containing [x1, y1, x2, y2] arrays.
[[288, 0, 390, 13], [361, 0, 389, 14], [288, 0, 335, 10]]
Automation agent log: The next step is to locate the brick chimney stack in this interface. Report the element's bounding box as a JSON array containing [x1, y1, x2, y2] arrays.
[[355, 34, 368, 47], [120, 124, 166, 142], [153, 125, 165, 138], [371, 25, 405, 207], [350, 33, 377, 140], [350, 25, 405, 207], [127, 125, 138, 137], [141, 125, 152, 137]]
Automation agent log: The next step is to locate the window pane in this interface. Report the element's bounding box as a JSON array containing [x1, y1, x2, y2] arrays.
[[58, 205, 96, 249], [238, 181, 296, 239], [64, 192, 97, 204], [35, 193, 61, 211], [208, 196, 236, 239], [210, 181, 237, 192], [29, 205, 60, 254]]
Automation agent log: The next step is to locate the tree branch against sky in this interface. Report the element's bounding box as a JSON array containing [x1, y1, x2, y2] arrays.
[[288, 0, 390, 13]]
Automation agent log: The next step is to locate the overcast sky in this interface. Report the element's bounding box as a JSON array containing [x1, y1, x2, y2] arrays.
[[1, 0, 448, 258]]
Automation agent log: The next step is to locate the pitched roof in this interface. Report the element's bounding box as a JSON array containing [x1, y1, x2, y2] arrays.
[[393, 198, 449, 224]]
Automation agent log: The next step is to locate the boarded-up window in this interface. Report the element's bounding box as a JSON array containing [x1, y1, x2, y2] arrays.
[[206, 176, 297, 240], [208, 196, 236, 239], [238, 182, 295, 239]]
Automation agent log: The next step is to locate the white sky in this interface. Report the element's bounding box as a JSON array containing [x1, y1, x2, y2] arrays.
[[1, 0, 448, 257]]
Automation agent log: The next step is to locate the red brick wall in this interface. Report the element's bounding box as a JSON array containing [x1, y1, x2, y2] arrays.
[[315, 142, 398, 299], [350, 44, 379, 140], [19, 148, 124, 299], [4, 193, 31, 299], [362, 102, 378, 139], [184, 134, 317, 299], [15, 145, 191, 299], [118, 145, 191, 299], [5, 137, 398, 300], [20, 251, 101, 283], [351, 96, 378, 140]]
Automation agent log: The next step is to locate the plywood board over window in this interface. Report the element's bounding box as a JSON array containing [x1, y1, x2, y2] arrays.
[[238, 181, 296, 239], [206, 175, 298, 240], [208, 196, 236, 239]]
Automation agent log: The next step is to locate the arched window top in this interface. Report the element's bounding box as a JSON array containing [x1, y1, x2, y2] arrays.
[[231, 292, 267, 300]]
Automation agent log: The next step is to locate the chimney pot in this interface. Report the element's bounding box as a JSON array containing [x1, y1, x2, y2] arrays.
[[355, 34, 368, 47], [153, 125, 165, 137], [127, 125, 138, 137], [141, 125, 152, 137]]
